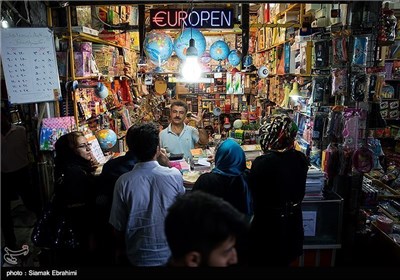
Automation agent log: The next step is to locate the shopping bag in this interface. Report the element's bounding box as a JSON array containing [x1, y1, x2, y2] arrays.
[[39, 116, 76, 151]]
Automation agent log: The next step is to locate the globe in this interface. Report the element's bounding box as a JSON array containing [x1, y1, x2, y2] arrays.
[[174, 28, 206, 60], [228, 50, 242, 66], [143, 30, 174, 65], [210, 40, 230, 61], [96, 129, 117, 151], [200, 51, 212, 64], [243, 55, 253, 68]]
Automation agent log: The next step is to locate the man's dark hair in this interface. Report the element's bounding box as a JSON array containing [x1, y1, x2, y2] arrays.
[[170, 100, 188, 113], [128, 122, 159, 162], [165, 191, 249, 264], [125, 125, 136, 151]]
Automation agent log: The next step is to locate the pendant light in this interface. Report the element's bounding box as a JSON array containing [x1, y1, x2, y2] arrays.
[[181, 30, 201, 82], [181, 1, 201, 82]]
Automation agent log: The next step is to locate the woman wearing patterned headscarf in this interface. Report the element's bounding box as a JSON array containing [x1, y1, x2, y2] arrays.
[[192, 138, 252, 265], [248, 114, 309, 267]]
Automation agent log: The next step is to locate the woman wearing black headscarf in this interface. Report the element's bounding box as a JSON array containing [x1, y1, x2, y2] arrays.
[[52, 131, 98, 266], [248, 114, 309, 267]]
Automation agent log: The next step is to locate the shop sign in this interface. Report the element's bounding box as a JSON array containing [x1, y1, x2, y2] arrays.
[[150, 9, 233, 29]]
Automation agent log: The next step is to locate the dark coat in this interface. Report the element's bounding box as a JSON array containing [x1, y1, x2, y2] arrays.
[[248, 149, 309, 266]]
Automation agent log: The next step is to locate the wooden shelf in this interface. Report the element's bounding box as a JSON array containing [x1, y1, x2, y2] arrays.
[[276, 3, 301, 19], [62, 33, 127, 49], [364, 174, 400, 196]]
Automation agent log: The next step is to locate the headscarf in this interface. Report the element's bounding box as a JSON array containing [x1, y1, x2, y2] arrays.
[[259, 114, 298, 153], [54, 132, 93, 178], [212, 138, 253, 216]]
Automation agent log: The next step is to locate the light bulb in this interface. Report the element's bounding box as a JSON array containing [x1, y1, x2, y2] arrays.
[[1, 19, 9, 28], [181, 56, 201, 83]]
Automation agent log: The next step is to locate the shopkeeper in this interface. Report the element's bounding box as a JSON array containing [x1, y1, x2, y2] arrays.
[[160, 100, 209, 160]]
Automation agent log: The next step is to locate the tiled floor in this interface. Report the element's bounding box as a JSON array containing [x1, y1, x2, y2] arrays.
[[1, 199, 41, 267]]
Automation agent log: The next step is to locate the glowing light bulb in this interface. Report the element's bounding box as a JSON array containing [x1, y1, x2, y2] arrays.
[[182, 56, 201, 83]]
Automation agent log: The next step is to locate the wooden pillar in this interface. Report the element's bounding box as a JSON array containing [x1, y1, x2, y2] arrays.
[[241, 3, 250, 69]]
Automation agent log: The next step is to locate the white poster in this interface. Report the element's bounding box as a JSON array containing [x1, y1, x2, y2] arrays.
[[1, 28, 61, 104], [302, 211, 317, 237]]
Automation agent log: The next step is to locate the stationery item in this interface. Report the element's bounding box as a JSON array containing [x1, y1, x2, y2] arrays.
[[39, 116, 76, 151]]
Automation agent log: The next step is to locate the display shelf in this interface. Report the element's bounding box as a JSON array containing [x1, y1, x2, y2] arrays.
[[371, 221, 400, 251], [364, 174, 400, 196]]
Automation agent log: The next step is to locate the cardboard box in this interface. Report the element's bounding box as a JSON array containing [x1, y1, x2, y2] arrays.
[[71, 26, 99, 37]]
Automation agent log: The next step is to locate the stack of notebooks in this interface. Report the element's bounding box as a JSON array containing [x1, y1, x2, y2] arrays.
[[304, 166, 325, 200], [190, 148, 212, 172]]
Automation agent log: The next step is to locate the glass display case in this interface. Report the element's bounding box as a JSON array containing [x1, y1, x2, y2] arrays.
[[296, 192, 344, 266]]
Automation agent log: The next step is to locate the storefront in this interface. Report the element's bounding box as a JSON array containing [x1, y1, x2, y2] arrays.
[[1, 0, 399, 271]]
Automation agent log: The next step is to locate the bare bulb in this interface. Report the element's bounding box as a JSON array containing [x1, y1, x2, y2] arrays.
[[181, 56, 201, 83]]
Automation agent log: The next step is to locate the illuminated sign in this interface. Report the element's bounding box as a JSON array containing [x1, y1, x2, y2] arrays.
[[150, 9, 233, 29]]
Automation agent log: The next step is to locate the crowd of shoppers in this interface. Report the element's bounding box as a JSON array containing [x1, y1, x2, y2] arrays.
[[5, 111, 309, 267]]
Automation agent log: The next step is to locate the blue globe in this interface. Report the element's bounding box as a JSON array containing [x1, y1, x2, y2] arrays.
[[174, 28, 206, 60], [200, 51, 212, 64], [96, 129, 117, 151], [228, 50, 242, 66], [143, 30, 174, 65], [243, 55, 253, 67], [210, 40, 230, 61]]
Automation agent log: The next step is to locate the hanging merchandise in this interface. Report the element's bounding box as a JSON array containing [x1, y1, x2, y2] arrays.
[[322, 144, 340, 180], [227, 50, 242, 67], [342, 108, 361, 150], [325, 108, 344, 143], [338, 144, 354, 176], [379, 3, 397, 44], [351, 73, 368, 102], [174, 28, 206, 60], [368, 137, 384, 170], [154, 76, 167, 95], [367, 71, 386, 102], [39, 117, 77, 151], [332, 35, 348, 64], [257, 65, 269, 78], [210, 40, 230, 72], [312, 112, 327, 141], [314, 40, 330, 68], [311, 77, 329, 103], [352, 145, 373, 173], [368, 73, 378, 101], [331, 68, 348, 96], [352, 36, 369, 67], [143, 30, 174, 71]]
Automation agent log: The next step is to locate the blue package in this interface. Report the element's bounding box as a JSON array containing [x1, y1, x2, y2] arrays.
[[352, 36, 368, 66]]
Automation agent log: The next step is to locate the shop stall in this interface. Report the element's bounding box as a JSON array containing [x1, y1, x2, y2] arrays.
[[1, 1, 399, 268]]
